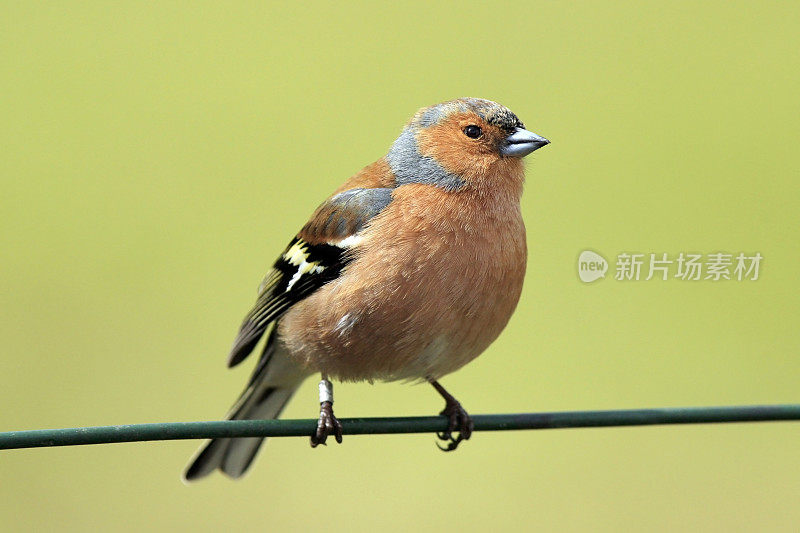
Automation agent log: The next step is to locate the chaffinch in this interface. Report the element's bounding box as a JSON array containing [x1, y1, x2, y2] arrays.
[[184, 97, 549, 481]]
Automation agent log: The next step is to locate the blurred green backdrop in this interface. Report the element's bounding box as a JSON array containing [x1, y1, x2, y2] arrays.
[[1, 2, 799, 531]]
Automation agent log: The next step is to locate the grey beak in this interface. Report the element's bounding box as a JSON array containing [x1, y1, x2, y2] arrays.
[[501, 128, 550, 157]]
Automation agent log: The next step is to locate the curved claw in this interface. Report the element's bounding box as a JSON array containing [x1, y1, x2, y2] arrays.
[[436, 434, 464, 452], [435, 399, 473, 452], [310, 401, 343, 448]]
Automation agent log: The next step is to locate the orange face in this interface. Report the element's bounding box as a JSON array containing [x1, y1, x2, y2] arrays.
[[386, 98, 547, 193], [416, 111, 525, 189]]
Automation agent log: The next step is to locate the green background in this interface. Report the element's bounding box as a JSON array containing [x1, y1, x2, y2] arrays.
[[2, 2, 798, 531]]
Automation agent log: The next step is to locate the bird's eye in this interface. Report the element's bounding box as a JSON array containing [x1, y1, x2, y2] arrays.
[[463, 125, 482, 139]]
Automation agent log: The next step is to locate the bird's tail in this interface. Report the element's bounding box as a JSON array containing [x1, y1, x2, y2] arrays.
[[183, 336, 309, 481]]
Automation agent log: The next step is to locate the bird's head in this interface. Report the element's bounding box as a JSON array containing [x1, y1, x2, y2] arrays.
[[387, 98, 549, 193]]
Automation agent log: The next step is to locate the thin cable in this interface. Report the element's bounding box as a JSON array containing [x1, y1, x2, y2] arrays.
[[1, 404, 798, 450]]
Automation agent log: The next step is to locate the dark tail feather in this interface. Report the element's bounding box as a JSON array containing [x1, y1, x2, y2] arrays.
[[183, 329, 308, 482], [183, 384, 298, 481]]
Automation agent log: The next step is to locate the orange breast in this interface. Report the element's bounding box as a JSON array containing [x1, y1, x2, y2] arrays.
[[277, 182, 527, 383]]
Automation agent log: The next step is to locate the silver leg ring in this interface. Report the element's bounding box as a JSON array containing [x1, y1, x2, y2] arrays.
[[318, 379, 334, 404]]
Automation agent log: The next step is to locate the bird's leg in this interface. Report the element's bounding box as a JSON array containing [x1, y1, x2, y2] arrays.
[[310, 374, 343, 448], [429, 379, 474, 452]]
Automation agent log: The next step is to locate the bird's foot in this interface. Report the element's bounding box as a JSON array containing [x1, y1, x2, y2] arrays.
[[436, 398, 474, 452], [310, 401, 343, 448]]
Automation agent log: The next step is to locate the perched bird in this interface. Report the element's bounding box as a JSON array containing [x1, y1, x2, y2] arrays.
[[183, 97, 549, 481]]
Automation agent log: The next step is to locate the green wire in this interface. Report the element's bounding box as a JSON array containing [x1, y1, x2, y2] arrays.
[[1, 405, 799, 450]]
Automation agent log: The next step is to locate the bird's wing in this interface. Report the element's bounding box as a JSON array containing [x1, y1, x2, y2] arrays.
[[227, 187, 394, 367]]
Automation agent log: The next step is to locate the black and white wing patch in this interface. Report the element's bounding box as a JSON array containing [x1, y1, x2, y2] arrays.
[[226, 187, 393, 367]]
